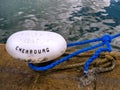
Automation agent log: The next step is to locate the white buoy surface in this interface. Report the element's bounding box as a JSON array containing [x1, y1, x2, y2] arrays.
[[6, 30, 67, 63]]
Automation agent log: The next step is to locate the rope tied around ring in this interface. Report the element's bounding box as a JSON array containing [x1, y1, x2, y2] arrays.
[[28, 33, 120, 74]]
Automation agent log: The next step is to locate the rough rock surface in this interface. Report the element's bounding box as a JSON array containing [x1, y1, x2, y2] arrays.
[[0, 44, 120, 90]]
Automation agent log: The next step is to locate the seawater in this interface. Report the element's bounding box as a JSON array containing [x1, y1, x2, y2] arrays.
[[0, 0, 120, 50]]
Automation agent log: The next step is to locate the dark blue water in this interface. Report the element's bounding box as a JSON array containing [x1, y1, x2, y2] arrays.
[[0, 0, 120, 50]]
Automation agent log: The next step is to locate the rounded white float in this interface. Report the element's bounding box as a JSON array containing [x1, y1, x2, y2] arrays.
[[6, 30, 67, 63]]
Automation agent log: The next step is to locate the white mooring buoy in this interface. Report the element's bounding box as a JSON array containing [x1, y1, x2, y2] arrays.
[[6, 30, 67, 63]]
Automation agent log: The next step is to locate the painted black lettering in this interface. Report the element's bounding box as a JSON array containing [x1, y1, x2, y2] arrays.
[[34, 50, 37, 54], [16, 46, 50, 54], [46, 48, 50, 52], [30, 50, 33, 54], [38, 50, 41, 54], [42, 49, 46, 53], [22, 49, 25, 53], [16, 46, 19, 50], [25, 50, 29, 54], [19, 48, 22, 51]]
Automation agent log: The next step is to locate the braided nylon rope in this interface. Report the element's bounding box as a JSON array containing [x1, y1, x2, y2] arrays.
[[28, 33, 120, 74]]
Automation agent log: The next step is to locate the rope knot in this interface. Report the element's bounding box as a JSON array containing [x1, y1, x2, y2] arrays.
[[102, 34, 112, 43]]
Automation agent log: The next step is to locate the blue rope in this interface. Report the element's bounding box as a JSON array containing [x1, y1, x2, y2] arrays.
[[67, 37, 101, 47], [84, 35, 112, 73], [28, 33, 120, 74]]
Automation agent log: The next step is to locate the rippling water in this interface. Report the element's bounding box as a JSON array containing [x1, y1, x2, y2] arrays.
[[0, 0, 120, 50]]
